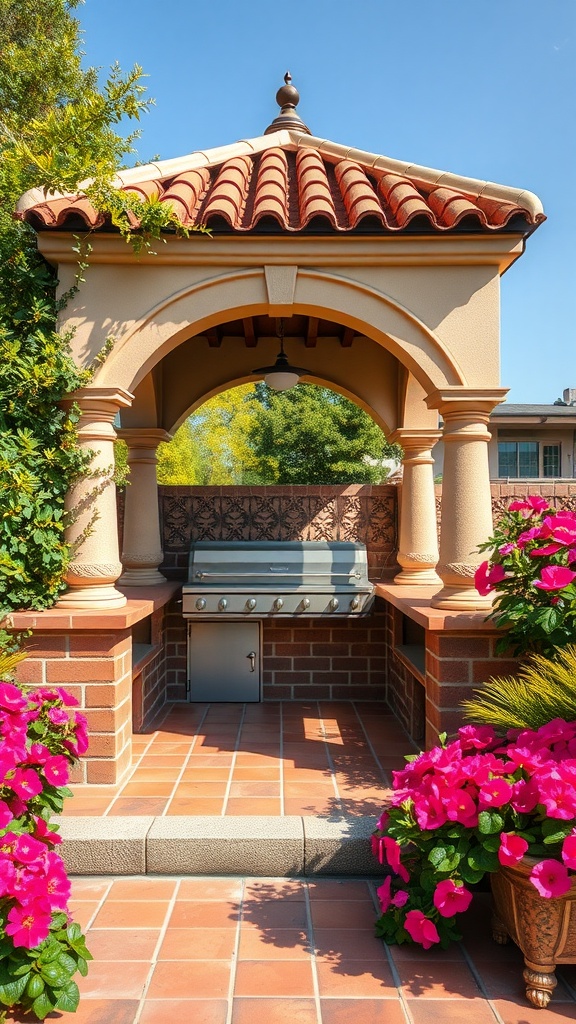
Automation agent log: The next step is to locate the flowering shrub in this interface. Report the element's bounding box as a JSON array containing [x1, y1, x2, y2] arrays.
[[475, 496, 576, 656], [0, 676, 91, 1020], [373, 720, 576, 949]]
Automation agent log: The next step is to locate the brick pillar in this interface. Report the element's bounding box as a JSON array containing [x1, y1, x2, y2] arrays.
[[15, 629, 133, 785]]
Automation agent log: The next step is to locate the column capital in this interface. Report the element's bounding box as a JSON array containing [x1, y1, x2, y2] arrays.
[[425, 387, 509, 420], [117, 428, 172, 450], [389, 428, 443, 448], [62, 386, 134, 416]]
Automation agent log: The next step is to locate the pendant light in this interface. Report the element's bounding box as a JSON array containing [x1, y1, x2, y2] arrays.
[[253, 319, 310, 392]]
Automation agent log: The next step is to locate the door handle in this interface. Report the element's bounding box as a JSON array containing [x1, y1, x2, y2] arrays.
[[247, 651, 256, 672]]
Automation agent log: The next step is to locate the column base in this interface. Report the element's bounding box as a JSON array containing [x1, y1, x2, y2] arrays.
[[431, 585, 492, 611], [56, 585, 127, 609], [394, 568, 442, 586], [119, 568, 167, 587]]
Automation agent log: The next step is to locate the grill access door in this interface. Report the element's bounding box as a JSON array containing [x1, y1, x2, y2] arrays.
[[187, 621, 261, 702]]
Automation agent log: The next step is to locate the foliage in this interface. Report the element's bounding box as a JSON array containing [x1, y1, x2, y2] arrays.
[[0, 649, 91, 1020], [462, 645, 576, 732], [475, 496, 576, 656], [0, 0, 183, 615], [157, 385, 258, 486], [247, 383, 401, 485], [373, 721, 576, 950]]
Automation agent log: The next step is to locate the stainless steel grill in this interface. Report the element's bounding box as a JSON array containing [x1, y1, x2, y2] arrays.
[[182, 540, 374, 619]]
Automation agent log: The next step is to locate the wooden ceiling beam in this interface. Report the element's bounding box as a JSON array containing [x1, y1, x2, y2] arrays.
[[305, 316, 319, 348], [341, 327, 355, 348], [243, 317, 257, 347], [206, 327, 221, 348]]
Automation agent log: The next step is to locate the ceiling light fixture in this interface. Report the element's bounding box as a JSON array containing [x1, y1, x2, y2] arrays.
[[253, 318, 310, 391]]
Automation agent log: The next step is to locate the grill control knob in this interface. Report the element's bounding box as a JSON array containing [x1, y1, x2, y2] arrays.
[[350, 596, 360, 611], [329, 597, 339, 611], [273, 597, 284, 611], [246, 598, 257, 611], [218, 598, 228, 611], [195, 598, 206, 611], [299, 597, 311, 611]]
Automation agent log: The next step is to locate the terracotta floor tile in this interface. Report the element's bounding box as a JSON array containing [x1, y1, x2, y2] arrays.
[[128, 767, 182, 781], [313, 928, 387, 961], [396, 961, 482, 999], [315, 959, 396, 997], [168, 899, 240, 929], [107, 878, 177, 901], [240, 901, 307, 930], [63, 799, 112, 816], [159, 927, 237, 960], [171, 781, 228, 797], [14, 999, 140, 1024], [180, 766, 232, 781], [283, 798, 339, 816], [244, 880, 305, 902], [310, 901, 376, 930], [231, 997, 318, 1024], [320, 999, 408, 1024], [387, 941, 466, 963], [340, 799, 386, 816], [139, 1000, 228, 1024], [147, 960, 231, 999], [283, 782, 336, 797], [179, 878, 244, 900], [283, 767, 332, 781], [118, 781, 175, 797], [234, 960, 314, 996], [67, 901, 100, 931], [77, 958, 150, 999], [92, 899, 169, 929], [235, 753, 284, 766], [308, 880, 373, 901], [70, 879, 111, 900], [166, 797, 223, 815], [147, 742, 193, 754], [238, 928, 310, 960], [229, 781, 281, 797], [407, 998, 498, 1023], [225, 798, 281, 815], [186, 754, 234, 766], [493, 997, 576, 1022], [232, 766, 280, 781], [138, 755, 187, 767], [86, 927, 161, 961], [107, 796, 168, 816]]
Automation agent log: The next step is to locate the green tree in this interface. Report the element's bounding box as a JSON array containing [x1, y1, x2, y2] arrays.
[[0, 0, 172, 612], [246, 384, 401, 485]]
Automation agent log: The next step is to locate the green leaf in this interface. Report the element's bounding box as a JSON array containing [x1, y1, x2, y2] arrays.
[[32, 989, 56, 1020], [26, 974, 45, 999], [56, 951, 77, 974], [0, 973, 28, 1006], [467, 846, 499, 873], [66, 922, 81, 943], [477, 811, 505, 835], [55, 980, 80, 1013], [40, 963, 69, 988], [459, 861, 486, 885]]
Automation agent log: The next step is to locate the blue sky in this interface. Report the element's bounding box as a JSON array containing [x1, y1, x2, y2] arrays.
[[78, 0, 575, 404]]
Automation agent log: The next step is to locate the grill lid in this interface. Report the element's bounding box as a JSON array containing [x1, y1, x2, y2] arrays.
[[187, 541, 370, 590]]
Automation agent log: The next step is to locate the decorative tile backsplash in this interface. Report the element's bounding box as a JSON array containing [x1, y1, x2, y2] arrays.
[[159, 485, 398, 576]]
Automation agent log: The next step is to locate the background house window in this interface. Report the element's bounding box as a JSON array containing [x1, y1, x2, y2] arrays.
[[497, 441, 561, 478]]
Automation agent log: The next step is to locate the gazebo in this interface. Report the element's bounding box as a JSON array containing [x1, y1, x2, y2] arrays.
[[12, 75, 545, 784]]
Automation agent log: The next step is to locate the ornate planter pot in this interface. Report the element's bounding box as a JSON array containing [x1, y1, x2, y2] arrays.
[[491, 856, 576, 1008]]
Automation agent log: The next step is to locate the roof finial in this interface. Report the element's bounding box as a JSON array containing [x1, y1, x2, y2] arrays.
[[264, 71, 311, 136]]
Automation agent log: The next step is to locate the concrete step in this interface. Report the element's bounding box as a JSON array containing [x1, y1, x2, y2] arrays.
[[58, 815, 380, 877]]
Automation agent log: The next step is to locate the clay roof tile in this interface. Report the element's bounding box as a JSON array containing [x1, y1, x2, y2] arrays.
[[160, 168, 211, 225], [202, 156, 252, 227], [334, 161, 385, 227], [295, 149, 337, 227], [251, 148, 289, 227]]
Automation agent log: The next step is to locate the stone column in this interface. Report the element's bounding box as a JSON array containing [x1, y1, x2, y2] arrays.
[[391, 429, 442, 586], [117, 428, 171, 586], [57, 387, 133, 609], [426, 388, 508, 610]]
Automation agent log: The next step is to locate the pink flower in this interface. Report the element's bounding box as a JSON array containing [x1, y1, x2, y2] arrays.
[[43, 851, 71, 910], [371, 835, 386, 865], [457, 725, 496, 751], [7, 767, 43, 801], [383, 837, 410, 883], [33, 816, 62, 846], [43, 755, 69, 787], [377, 876, 392, 913], [498, 833, 529, 867], [538, 779, 576, 820], [404, 910, 441, 949], [392, 890, 409, 908], [517, 526, 545, 547], [562, 833, 576, 870], [0, 855, 15, 897], [13, 834, 47, 865], [433, 879, 473, 918], [445, 788, 478, 828], [0, 800, 13, 830], [529, 543, 563, 557], [530, 859, 571, 898], [5, 902, 53, 948], [474, 561, 506, 597], [478, 778, 513, 810], [376, 811, 390, 831], [26, 743, 50, 766], [498, 542, 516, 555], [534, 566, 576, 591], [47, 706, 69, 726], [0, 683, 28, 713], [509, 496, 550, 514]]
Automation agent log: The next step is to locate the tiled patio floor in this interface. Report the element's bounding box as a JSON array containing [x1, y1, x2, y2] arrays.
[[67, 702, 409, 817], [8, 874, 576, 1024]]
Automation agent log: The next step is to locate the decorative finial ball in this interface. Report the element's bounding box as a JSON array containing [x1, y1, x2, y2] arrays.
[[276, 71, 299, 109]]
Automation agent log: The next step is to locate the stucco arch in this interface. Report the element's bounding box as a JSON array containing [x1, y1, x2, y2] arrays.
[[93, 266, 466, 398]]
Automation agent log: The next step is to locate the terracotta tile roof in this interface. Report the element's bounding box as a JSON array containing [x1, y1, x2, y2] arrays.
[[17, 130, 545, 235]]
